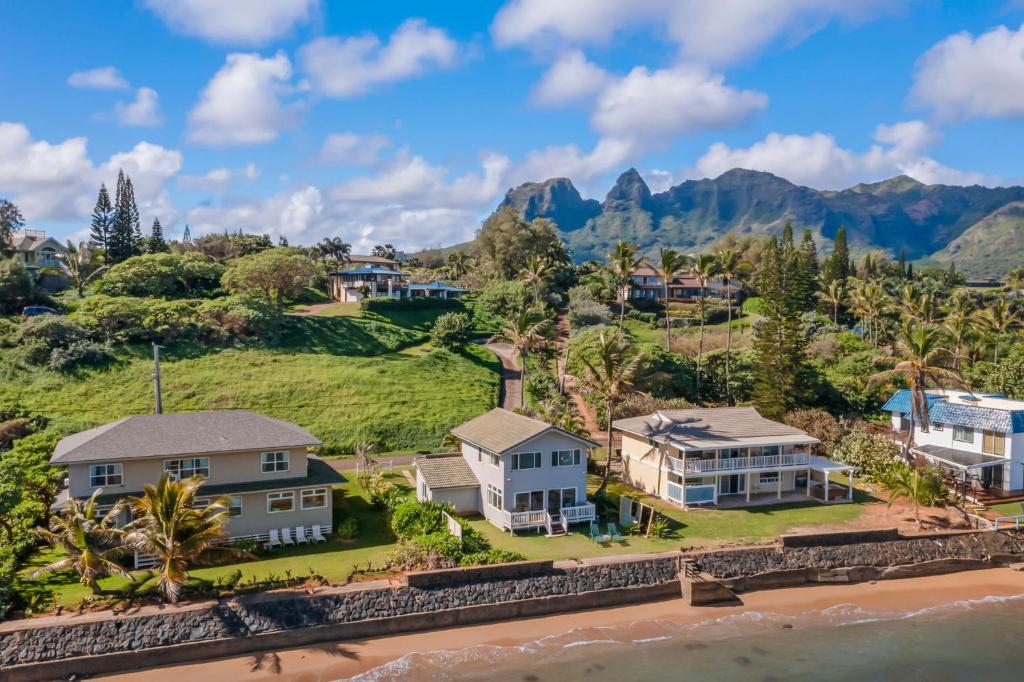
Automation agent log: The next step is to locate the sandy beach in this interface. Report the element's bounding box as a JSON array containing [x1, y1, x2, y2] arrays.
[[94, 567, 1024, 682]]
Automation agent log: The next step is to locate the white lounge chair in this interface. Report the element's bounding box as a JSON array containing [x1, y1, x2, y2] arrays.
[[294, 526, 310, 545], [280, 527, 297, 546], [311, 526, 328, 544], [265, 529, 283, 550]]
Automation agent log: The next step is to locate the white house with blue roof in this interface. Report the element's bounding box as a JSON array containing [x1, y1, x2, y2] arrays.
[[882, 389, 1024, 496]]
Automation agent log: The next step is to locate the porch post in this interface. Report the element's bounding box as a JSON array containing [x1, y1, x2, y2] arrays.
[[824, 470, 830, 503], [777, 470, 782, 499], [746, 472, 751, 502], [806, 468, 812, 497], [847, 470, 854, 500]]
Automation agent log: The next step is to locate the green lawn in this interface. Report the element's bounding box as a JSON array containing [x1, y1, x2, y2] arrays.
[[16, 470, 413, 609], [986, 500, 1024, 518], [1, 314, 501, 454], [623, 318, 663, 345]]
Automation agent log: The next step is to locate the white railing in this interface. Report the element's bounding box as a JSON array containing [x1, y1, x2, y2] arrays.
[[666, 481, 684, 503], [133, 524, 334, 568], [504, 509, 551, 530], [683, 452, 810, 474], [666, 455, 686, 473], [355, 459, 393, 477], [559, 502, 596, 524], [994, 514, 1024, 531]]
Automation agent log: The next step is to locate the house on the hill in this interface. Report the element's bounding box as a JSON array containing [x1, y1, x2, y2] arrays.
[[4, 229, 68, 288], [326, 254, 409, 302], [627, 266, 727, 302], [614, 407, 854, 507], [882, 388, 1024, 498], [50, 410, 343, 565], [415, 408, 598, 534]]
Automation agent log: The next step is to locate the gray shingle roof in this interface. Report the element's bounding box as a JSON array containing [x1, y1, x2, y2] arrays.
[[415, 453, 479, 490], [451, 408, 598, 454], [613, 407, 818, 450], [51, 410, 322, 464]]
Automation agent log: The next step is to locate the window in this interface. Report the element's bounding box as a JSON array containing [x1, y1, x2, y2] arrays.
[[266, 491, 294, 513], [759, 471, 780, 484], [551, 449, 582, 467], [89, 463, 122, 487], [228, 495, 243, 516], [513, 490, 545, 511], [761, 445, 780, 457], [953, 426, 974, 444], [421, 481, 428, 499], [486, 484, 502, 510], [301, 488, 328, 510], [164, 458, 209, 480], [485, 450, 500, 467], [511, 452, 542, 471], [983, 431, 1006, 456], [932, 422, 944, 431], [261, 451, 289, 473], [561, 487, 577, 508]]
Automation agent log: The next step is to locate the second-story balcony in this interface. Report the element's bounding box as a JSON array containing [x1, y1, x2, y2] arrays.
[[667, 452, 811, 474]]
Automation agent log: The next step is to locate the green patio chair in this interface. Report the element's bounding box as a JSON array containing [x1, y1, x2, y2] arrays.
[[589, 522, 611, 544], [607, 522, 626, 542]]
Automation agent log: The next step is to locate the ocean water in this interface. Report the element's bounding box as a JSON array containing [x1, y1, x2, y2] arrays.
[[346, 594, 1024, 681]]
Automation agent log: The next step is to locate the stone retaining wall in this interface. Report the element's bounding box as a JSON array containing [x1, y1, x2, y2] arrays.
[[0, 553, 682, 673], [691, 530, 1024, 581]]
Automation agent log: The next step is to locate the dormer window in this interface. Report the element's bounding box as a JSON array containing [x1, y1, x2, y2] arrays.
[[261, 451, 289, 473]]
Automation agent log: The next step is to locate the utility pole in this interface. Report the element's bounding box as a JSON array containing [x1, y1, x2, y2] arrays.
[[152, 343, 164, 414]]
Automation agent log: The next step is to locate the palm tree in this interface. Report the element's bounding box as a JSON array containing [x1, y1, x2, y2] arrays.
[[868, 321, 965, 454], [446, 251, 472, 279], [817, 278, 846, 325], [1005, 268, 1024, 299], [532, 397, 586, 437], [715, 248, 742, 402], [983, 297, 1021, 364], [576, 331, 645, 494], [58, 241, 107, 298], [31, 490, 130, 594], [497, 306, 554, 407], [519, 255, 550, 303], [354, 441, 378, 489], [943, 291, 980, 370], [608, 241, 646, 330], [851, 280, 889, 347], [125, 474, 250, 604], [315, 237, 351, 268], [655, 248, 688, 351], [885, 461, 944, 528], [689, 253, 719, 400]]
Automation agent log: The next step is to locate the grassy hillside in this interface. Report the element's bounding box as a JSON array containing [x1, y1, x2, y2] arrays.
[[1, 308, 501, 454], [931, 201, 1024, 277]]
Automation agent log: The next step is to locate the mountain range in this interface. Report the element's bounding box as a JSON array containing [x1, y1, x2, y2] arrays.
[[496, 168, 1024, 277]]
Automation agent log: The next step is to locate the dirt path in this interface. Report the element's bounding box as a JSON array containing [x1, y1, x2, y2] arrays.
[[484, 341, 522, 410], [554, 311, 609, 447]]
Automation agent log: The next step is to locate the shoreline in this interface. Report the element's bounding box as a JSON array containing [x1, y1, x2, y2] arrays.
[[96, 567, 1024, 682]]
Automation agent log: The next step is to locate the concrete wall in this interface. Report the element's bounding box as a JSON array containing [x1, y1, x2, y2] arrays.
[[68, 446, 310, 498], [0, 554, 683, 680]]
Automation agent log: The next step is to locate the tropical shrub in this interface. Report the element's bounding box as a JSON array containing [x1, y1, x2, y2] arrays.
[[0, 257, 33, 314], [430, 312, 473, 351], [46, 341, 115, 372], [627, 309, 657, 326], [477, 280, 529, 318], [335, 517, 359, 540], [785, 409, 844, 455], [196, 295, 283, 343], [568, 293, 612, 329], [832, 428, 900, 480], [98, 252, 224, 298], [15, 315, 89, 350], [459, 549, 526, 566], [389, 499, 452, 540], [361, 297, 461, 312], [221, 249, 314, 303]]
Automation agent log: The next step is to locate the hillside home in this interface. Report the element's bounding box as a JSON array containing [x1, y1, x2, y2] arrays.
[[407, 280, 468, 299], [415, 408, 598, 534], [627, 266, 727, 302], [4, 229, 67, 270], [50, 410, 343, 565], [327, 254, 409, 302], [614, 407, 854, 507], [882, 389, 1024, 497]]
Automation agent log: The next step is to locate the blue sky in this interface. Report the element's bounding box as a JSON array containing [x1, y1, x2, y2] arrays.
[[2, 0, 1024, 251]]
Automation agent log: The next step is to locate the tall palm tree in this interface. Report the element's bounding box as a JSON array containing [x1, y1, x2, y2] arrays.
[[1005, 268, 1024, 299], [715, 248, 742, 402], [655, 248, 688, 351], [576, 331, 645, 494], [868, 321, 965, 454], [497, 306, 554, 407], [31, 490, 130, 594], [817, 278, 846, 325], [58, 241, 107, 298], [983, 297, 1021, 364], [943, 291, 980, 371], [851, 280, 889, 347], [354, 441, 378, 489], [608, 241, 646, 330], [689, 253, 719, 400], [519, 255, 550, 303], [446, 251, 472, 279], [125, 474, 250, 604]]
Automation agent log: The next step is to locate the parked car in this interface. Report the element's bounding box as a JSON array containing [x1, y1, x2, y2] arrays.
[[21, 305, 58, 317]]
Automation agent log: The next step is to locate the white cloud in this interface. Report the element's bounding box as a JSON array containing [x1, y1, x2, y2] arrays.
[[188, 52, 297, 146], [178, 163, 259, 193], [0, 122, 182, 224], [68, 66, 130, 90], [142, 0, 317, 45], [910, 24, 1024, 122], [185, 185, 324, 240], [493, 0, 893, 65], [509, 138, 635, 187], [298, 19, 458, 97], [592, 65, 767, 141], [113, 87, 162, 127], [316, 132, 391, 165], [692, 121, 994, 190], [531, 50, 609, 106]]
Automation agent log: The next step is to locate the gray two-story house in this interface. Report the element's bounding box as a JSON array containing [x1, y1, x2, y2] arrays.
[[415, 408, 598, 535], [50, 410, 343, 562]]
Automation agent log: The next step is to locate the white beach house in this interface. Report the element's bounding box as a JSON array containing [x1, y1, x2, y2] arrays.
[[415, 408, 598, 534], [614, 407, 855, 507], [882, 388, 1024, 497]]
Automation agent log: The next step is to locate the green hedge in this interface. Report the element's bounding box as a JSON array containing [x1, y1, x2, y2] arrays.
[[360, 297, 462, 312]]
